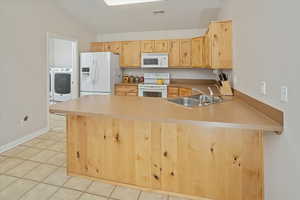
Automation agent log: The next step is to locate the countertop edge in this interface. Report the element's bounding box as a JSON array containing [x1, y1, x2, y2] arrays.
[[50, 109, 283, 133]]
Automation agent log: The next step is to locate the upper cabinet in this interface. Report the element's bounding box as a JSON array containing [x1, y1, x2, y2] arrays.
[[207, 20, 233, 69], [154, 40, 169, 52], [90, 42, 104, 52], [168, 39, 192, 68], [141, 40, 154, 53], [89, 20, 232, 69], [192, 37, 205, 67], [168, 40, 181, 67], [120, 41, 141, 67], [141, 40, 169, 53], [104, 42, 121, 54], [180, 39, 192, 67]]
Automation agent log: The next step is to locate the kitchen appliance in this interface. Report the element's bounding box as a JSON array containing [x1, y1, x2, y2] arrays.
[[141, 53, 168, 68], [51, 67, 73, 102], [80, 52, 121, 96], [138, 73, 170, 98]]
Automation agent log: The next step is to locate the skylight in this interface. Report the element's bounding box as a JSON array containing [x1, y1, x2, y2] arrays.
[[104, 0, 164, 6]]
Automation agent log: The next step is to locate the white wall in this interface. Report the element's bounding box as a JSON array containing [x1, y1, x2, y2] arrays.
[[97, 29, 206, 42], [49, 38, 73, 67], [0, 0, 97, 148], [218, 0, 299, 199]]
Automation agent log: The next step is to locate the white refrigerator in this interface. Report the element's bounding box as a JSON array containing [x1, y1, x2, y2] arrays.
[[80, 52, 121, 96]]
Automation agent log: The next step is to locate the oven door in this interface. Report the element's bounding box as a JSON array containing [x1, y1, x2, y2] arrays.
[[139, 87, 167, 98]]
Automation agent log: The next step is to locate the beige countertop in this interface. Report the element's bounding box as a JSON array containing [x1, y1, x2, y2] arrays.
[[50, 95, 282, 132]]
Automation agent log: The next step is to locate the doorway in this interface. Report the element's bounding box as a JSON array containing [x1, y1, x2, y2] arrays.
[[47, 33, 79, 103]]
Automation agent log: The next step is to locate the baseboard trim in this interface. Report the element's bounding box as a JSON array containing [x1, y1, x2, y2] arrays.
[[0, 127, 49, 154]]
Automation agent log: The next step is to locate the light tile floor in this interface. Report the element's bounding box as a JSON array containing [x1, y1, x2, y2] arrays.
[[0, 114, 191, 200]]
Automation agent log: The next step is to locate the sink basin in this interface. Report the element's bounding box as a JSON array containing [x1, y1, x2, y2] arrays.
[[167, 95, 223, 107], [167, 97, 200, 107], [190, 94, 223, 106]]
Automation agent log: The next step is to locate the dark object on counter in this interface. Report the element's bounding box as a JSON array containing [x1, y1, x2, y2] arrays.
[[134, 76, 140, 83], [129, 76, 135, 83], [139, 76, 144, 83], [219, 72, 227, 81], [123, 75, 129, 83]]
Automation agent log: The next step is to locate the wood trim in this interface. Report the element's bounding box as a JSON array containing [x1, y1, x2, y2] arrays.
[[234, 89, 284, 128], [170, 79, 216, 85]]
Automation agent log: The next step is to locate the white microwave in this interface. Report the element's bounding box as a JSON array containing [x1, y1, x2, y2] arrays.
[[141, 53, 168, 68]]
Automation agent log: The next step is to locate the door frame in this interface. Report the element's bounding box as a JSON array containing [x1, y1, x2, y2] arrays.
[[46, 32, 79, 129]]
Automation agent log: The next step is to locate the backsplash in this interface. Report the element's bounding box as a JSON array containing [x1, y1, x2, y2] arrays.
[[122, 68, 232, 80]]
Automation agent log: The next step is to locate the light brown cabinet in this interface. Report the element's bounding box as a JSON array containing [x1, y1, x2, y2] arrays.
[[120, 41, 141, 67], [115, 85, 138, 96], [141, 40, 169, 53], [141, 40, 155, 53], [168, 40, 181, 67], [89, 20, 232, 69], [104, 42, 121, 54], [192, 37, 205, 67], [167, 86, 179, 98], [179, 88, 192, 97], [180, 39, 192, 67], [154, 40, 169, 52], [168, 39, 192, 67], [90, 42, 104, 52], [207, 20, 232, 69]]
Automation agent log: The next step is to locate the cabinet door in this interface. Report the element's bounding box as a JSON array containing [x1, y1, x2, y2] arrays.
[[168, 87, 179, 98], [90, 42, 104, 52], [168, 40, 181, 67], [67, 115, 87, 175], [141, 40, 154, 53], [179, 88, 192, 97], [121, 41, 141, 67], [180, 39, 192, 67], [105, 42, 121, 54], [210, 21, 232, 69], [203, 35, 212, 67], [192, 37, 205, 67], [154, 40, 169, 52]]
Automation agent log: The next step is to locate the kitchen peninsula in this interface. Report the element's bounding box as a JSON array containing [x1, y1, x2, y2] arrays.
[[50, 95, 282, 200]]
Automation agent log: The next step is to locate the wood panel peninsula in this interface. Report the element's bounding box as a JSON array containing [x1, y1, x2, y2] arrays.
[[50, 95, 283, 200]]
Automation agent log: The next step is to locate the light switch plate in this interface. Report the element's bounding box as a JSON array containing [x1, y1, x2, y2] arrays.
[[281, 86, 288, 102], [260, 81, 266, 95]]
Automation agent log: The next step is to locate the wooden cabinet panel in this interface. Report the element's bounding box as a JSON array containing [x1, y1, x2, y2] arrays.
[[68, 115, 263, 200], [209, 21, 232, 69], [154, 40, 169, 52], [104, 42, 121, 54], [168, 40, 181, 67], [192, 37, 205, 67], [115, 85, 138, 96], [90, 42, 104, 52], [203, 35, 212, 67], [180, 39, 192, 67], [121, 41, 141, 67], [168, 87, 179, 98], [179, 88, 192, 97], [67, 115, 87, 175], [141, 40, 155, 53]]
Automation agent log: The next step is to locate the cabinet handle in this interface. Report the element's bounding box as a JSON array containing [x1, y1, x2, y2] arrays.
[[76, 151, 80, 159], [163, 151, 168, 157], [153, 174, 160, 180]]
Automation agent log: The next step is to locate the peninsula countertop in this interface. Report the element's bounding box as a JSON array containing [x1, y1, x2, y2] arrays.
[[50, 95, 282, 132]]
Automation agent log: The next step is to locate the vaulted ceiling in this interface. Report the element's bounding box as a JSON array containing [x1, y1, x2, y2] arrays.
[[53, 0, 223, 34]]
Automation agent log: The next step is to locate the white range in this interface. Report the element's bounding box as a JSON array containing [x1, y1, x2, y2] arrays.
[[138, 73, 170, 98]]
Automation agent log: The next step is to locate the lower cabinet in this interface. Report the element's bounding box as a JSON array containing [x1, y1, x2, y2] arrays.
[[168, 87, 192, 98], [115, 85, 138, 96], [67, 115, 263, 200]]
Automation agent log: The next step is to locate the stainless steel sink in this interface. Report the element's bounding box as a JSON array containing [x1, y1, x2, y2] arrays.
[[168, 97, 200, 107], [167, 94, 223, 107]]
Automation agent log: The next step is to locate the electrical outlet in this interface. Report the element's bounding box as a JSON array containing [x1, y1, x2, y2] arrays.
[[260, 81, 266, 95], [281, 86, 288, 102]]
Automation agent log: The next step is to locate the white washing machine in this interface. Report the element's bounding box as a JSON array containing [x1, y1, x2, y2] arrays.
[[51, 68, 72, 102]]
